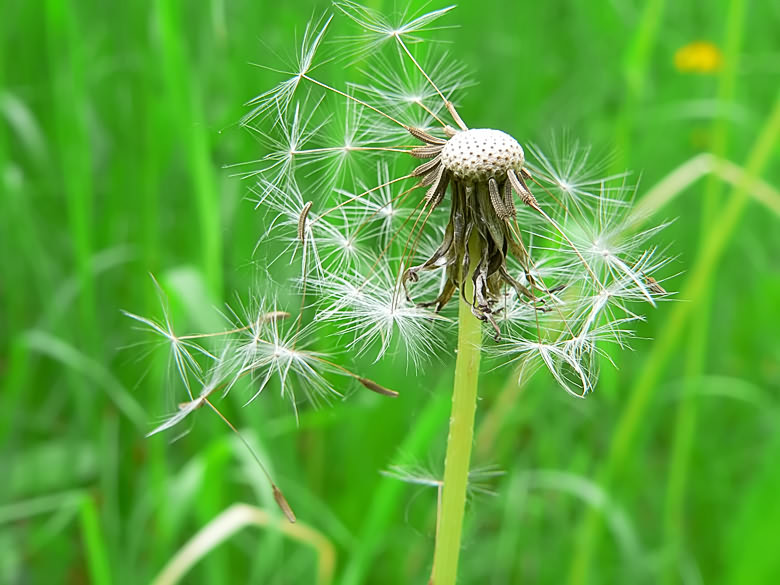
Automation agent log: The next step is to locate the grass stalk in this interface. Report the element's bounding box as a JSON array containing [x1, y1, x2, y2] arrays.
[[340, 392, 449, 585], [155, 0, 222, 299], [0, 45, 24, 454], [151, 503, 336, 585], [662, 0, 746, 580], [194, 437, 231, 584], [568, 91, 780, 585], [45, 0, 97, 351], [612, 0, 666, 172], [432, 233, 483, 585], [79, 494, 112, 585]]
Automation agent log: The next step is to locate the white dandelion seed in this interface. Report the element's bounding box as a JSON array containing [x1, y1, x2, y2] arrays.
[[526, 134, 632, 211], [242, 13, 333, 125], [123, 279, 217, 400], [334, 0, 457, 61], [312, 266, 449, 368]]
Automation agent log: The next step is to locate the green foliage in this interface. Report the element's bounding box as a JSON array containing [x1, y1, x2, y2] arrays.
[[1, 1, 778, 584]]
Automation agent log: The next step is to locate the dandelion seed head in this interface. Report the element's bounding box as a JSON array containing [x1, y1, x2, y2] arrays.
[[441, 129, 525, 181]]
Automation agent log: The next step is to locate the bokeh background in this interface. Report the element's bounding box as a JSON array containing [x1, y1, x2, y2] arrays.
[[2, 0, 779, 584]]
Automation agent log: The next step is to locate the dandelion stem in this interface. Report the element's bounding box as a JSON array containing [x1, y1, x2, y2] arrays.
[[432, 232, 482, 585]]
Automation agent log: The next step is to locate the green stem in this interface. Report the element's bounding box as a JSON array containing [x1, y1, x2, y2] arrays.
[[611, 0, 666, 173], [663, 2, 745, 581], [79, 494, 112, 585], [432, 234, 482, 585]]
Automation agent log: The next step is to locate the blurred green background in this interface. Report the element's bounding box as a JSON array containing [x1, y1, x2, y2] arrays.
[[2, 0, 779, 584]]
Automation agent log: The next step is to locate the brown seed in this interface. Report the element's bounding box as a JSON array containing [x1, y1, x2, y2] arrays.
[[644, 274, 667, 295], [407, 125, 447, 145], [260, 311, 291, 323], [411, 145, 444, 159], [273, 485, 297, 523], [298, 201, 313, 242], [507, 169, 539, 208], [358, 377, 399, 397], [488, 177, 509, 220], [413, 155, 443, 177]]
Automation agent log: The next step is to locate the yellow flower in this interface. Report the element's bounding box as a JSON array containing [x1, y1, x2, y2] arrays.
[[674, 41, 722, 74]]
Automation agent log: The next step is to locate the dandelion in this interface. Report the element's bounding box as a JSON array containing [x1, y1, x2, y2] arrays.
[[239, 3, 668, 577], [674, 40, 722, 74], [129, 2, 669, 582]]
